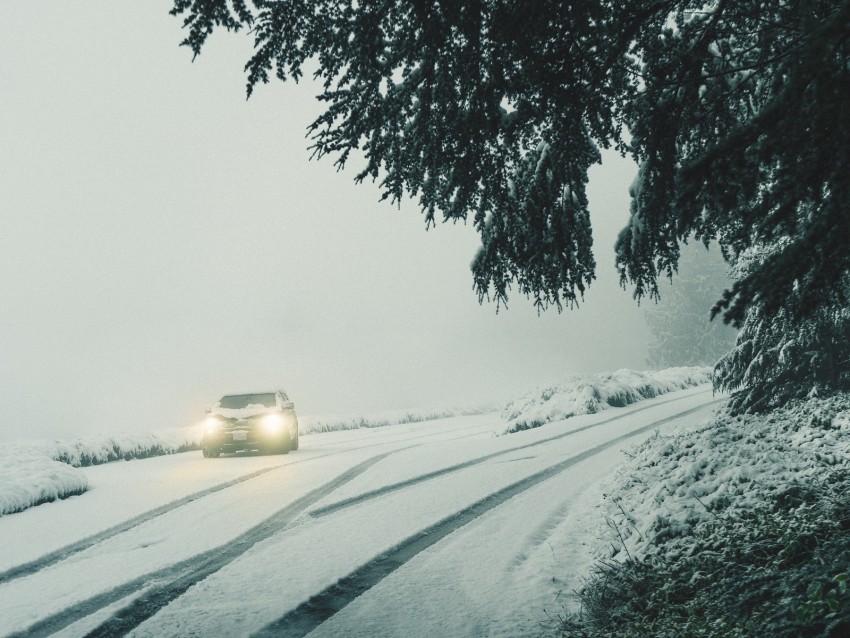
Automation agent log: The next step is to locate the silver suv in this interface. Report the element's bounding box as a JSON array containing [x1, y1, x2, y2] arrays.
[[201, 391, 299, 458]]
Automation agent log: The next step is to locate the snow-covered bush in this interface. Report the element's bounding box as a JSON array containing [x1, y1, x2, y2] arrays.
[[0, 454, 88, 516], [562, 394, 850, 637], [46, 428, 202, 467], [564, 483, 850, 637], [501, 367, 711, 434]]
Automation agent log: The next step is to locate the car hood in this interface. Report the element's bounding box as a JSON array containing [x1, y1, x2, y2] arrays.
[[210, 406, 276, 420]]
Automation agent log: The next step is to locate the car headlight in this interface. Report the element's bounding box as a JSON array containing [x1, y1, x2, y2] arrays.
[[261, 413, 284, 433], [204, 417, 223, 433]]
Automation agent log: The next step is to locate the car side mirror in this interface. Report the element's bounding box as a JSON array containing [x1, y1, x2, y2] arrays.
[[281, 401, 294, 410]]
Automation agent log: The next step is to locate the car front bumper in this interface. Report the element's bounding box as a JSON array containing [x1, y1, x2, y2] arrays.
[[202, 427, 289, 452]]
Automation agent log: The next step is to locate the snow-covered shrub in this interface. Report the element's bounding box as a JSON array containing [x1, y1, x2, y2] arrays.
[[501, 367, 711, 434], [561, 394, 850, 637], [0, 454, 88, 516], [8, 427, 204, 468]]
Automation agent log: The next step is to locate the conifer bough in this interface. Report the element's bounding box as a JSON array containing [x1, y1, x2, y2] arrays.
[[171, 0, 850, 324]]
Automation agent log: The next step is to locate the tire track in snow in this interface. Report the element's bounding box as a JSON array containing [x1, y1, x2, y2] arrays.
[[6, 452, 395, 638], [0, 420, 490, 586], [253, 400, 721, 638], [0, 464, 286, 586], [1, 391, 709, 636], [304, 417, 494, 448], [308, 389, 712, 518]]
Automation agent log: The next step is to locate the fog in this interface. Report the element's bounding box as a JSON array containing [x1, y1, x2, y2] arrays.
[[0, 2, 649, 440]]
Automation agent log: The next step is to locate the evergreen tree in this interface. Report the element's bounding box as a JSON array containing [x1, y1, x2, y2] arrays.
[[715, 244, 850, 411], [644, 243, 737, 369], [170, 0, 850, 407], [715, 302, 850, 412]]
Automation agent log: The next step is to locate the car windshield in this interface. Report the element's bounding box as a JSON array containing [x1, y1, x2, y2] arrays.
[[219, 393, 277, 409]]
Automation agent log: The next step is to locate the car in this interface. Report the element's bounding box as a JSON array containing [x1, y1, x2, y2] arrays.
[[201, 390, 299, 458]]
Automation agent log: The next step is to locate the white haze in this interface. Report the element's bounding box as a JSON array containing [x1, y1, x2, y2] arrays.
[[0, 1, 648, 440]]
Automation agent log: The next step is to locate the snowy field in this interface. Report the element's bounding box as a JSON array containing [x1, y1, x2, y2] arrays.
[[0, 385, 718, 637]]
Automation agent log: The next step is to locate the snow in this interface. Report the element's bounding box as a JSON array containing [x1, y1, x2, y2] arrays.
[[299, 405, 492, 435], [596, 394, 850, 564], [0, 406, 493, 517], [500, 366, 712, 433], [2, 366, 708, 518], [211, 405, 273, 419], [0, 388, 719, 637], [0, 428, 200, 516], [302, 442, 629, 638], [125, 392, 717, 638], [0, 453, 87, 516], [0, 446, 310, 576]]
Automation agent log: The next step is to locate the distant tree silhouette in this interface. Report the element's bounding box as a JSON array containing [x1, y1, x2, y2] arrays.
[[644, 243, 737, 369]]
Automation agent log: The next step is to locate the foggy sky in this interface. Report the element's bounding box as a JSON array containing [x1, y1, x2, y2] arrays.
[[0, 2, 649, 440]]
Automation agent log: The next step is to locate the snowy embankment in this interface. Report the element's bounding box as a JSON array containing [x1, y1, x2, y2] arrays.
[[597, 394, 850, 562], [500, 366, 712, 434], [0, 428, 200, 516], [0, 454, 89, 518], [562, 394, 850, 636]]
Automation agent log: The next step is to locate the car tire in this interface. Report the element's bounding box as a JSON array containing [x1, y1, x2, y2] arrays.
[[278, 431, 291, 455], [202, 446, 220, 458], [290, 429, 299, 451]]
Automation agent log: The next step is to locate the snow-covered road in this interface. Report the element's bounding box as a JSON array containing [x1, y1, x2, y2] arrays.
[[0, 387, 719, 638]]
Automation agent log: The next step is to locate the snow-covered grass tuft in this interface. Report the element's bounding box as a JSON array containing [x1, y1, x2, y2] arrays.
[[26, 428, 203, 468], [562, 394, 850, 637], [500, 367, 711, 434], [299, 406, 492, 434], [0, 454, 89, 516]]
